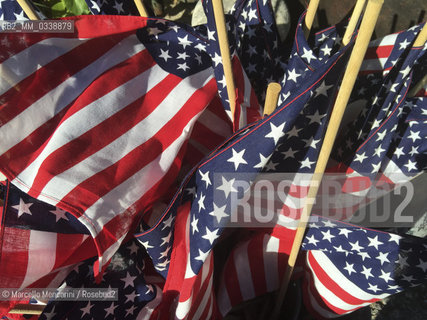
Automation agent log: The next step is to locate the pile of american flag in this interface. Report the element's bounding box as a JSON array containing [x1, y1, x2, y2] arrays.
[[0, 0, 426, 319]]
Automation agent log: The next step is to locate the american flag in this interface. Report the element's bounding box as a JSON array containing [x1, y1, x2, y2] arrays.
[[301, 218, 427, 319], [201, 0, 263, 128], [84, 0, 138, 15], [134, 30, 353, 318], [0, 15, 219, 278], [0, 181, 97, 317], [0, 0, 27, 20], [39, 239, 165, 320]]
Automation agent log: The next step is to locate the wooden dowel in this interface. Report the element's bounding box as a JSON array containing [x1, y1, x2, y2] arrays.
[[9, 304, 44, 315], [304, 0, 320, 39], [134, 0, 149, 17], [212, 0, 237, 123], [343, 0, 367, 45], [263, 82, 281, 116], [16, 0, 40, 20], [271, 1, 383, 319]]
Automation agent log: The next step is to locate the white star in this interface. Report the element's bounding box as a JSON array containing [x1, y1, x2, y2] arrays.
[[227, 148, 248, 170], [160, 232, 171, 246], [199, 170, 211, 188], [80, 301, 93, 317], [379, 270, 393, 283], [216, 176, 237, 198], [197, 193, 206, 212], [125, 291, 139, 303], [354, 152, 368, 163], [248, 8, 257, 20], [389, 233, 401, 244], [417, 259, 427, 272], [400, 66, 411, 78], [373, 145, 386, 157], [126, 305, 137, 317], [307, 110, 326, 124], [148, 27, 162, 36], [361, 266, 373, 279], [195, 43, 206, 51], [12, 198, 33, 218], [371, 162, 381, 173], [177, 62, 189, 71], [301, 157, 315, 169], [358, 251, 371, 261], [399, 38, 411, 50], [177, 51, 189, 60], [376, 129, 387, 142], [50, 208, 69, 222], [121, 272, 136, 288], [314, 81, 333, 98], [394, 146, 404, 159], [367, 283, 380, 293], [408, 130, 421, 142], [282, 147, 297, 159], [305, 138, 320, 149], [212, 52, 222, 67], [349, 240, 364, 252], [320, 44, 332, 56], [127, 242, 140, 255], [404, 159, 417, 171], [321, 230, 335, 242], [265, 122, 285, 144], [218, 75, 227, 88], [178, 35, 193, 49], [287, 68, 301, 83], [339, 228, 352, 238], [343, 262, 356, 275], [207, 29, 216, 40], [161, 215, 174, 230], [254, 153, 271, 168], [286, 126, 302, 138], [367, 235, 384, 250], [191, 215, 199, 234], [140, 240, 154, 249], [202, 226, 220, 245], [306, 235, 319, 246], [209, 203, 229, 224], [113, 1, 124, 13], [195, 248, 209, 261], [104, 302, 118, 317], [376, 252, 390, 265], [409, 146, 419, 157], [301, 47, 316, 64]]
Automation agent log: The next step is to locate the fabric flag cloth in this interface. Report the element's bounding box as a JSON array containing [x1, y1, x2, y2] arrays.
[[0, 0, 27, 20], [84, 0, 138, 15], [201, 0, 262, 129], [322, 23, 427, 221], [0, 15, 219, 278], [134, 28, 354, 318], [38, 239, 165, 320], [0, 181, 97, 317]]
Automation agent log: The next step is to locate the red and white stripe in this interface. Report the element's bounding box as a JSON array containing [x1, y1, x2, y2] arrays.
[[360, 33, 398, 74], [0, 16, 218, 275]]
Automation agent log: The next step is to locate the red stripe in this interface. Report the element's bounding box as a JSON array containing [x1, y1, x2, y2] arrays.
[[0, 33, 127, 127], [57, 78, 216, 213], [53, 234, 97, 270], [247, 235, 267, 297], [364, 45, 393, 60], [223, 249, 243, 308], [0, 33, 51, 64]]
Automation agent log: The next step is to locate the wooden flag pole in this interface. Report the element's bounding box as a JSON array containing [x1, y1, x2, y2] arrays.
[[16, 0, 40, 20], [342, 0, 367, 45], [8, 304, 44, 315], [408, 23, 427, 97], [303, 0, 320, 39], [271, 1, 383, 319], [134, 0, 149, 17], [263, 82, 281, 116], [212, 0, 237, 122]]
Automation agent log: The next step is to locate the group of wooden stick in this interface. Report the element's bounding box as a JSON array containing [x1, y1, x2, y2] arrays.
[[5, 0, 427, 317]]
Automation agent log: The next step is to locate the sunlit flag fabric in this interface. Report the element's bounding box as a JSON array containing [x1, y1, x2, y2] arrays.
[[39, 239, 165, 320], [0, 15, 219, 278], [0, 181, 97, 316], [134, 34, 354, 318], [84, 0, 138, 15], [0, 0, 27, 20], [201, 0, 262, 128]]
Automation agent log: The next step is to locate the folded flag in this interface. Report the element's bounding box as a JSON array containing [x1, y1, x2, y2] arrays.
[[0, 15, 218, 277]]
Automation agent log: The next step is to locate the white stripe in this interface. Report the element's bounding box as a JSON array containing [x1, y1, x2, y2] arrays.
[[21, 230, 57, 289], [277, 213, 298, 230], [305, 271, 343, 319], [368, 33, 398, 47], [191, 255, 213, 320], [176, 296, 193, 320], [15, 63, 169, 189], [39, 70, 213, 204], [234, 240, 255, 300], [0, 38, 87, 95], [217, 280, 232, 316], [196, 109, 231, 138], [263, 234, 280, 292], [136, 285, 163, 320], [306, 252, 370, 312], [382, 160, 411, 184], [310, 251, 390, 300], [0, 35, 145, 155]]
